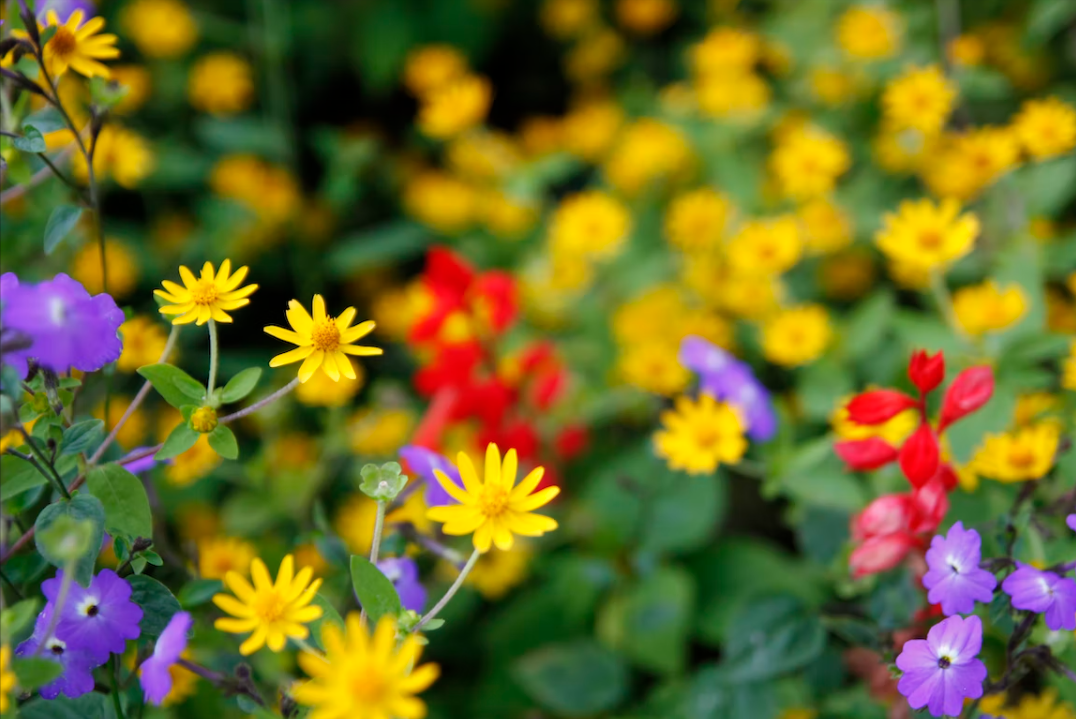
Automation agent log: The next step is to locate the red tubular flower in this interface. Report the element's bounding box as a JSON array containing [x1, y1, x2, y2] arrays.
[[847, 390, 919, 425], [937, 365, 994, 431], [413, 342, 484, 396], [908, 350, 945, 394], [555, 424, 589, 461], [454, 377, 516, 427], [908, 475, 949, 534], [850, 533, 917, 578], [469, 271, 518, 334], [409, 248, 476, 343], [899, 423, 940, 487], [835, 437, 900, 470], [852, 494, 916, 541], [478, 419, 540, 461]]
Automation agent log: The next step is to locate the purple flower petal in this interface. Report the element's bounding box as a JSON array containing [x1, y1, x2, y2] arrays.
[[681, 336, 778, 442], [142, 611, 192, 705], [1067, 514, 1075, 534], [378, 557, 427, 613], [45, 568, 143, 663], [922, 522, 997, 616], [1002, 563, 1076, 630], [896, 615, 986, 718], [400, 445, 463, 507], [679, 336, 739, 376], [15, 605, 100, 700]]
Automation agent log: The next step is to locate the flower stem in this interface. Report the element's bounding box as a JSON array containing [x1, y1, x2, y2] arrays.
[[206, 319, 220, 396], [19, 426, 70, 499], [219, 377, 300, 425], [359, 501, 388, 625], [110, 656, 127, 719], [415, 548, 480, 631]]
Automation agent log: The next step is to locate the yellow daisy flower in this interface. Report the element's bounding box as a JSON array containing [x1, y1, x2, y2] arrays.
[[881, 65, 957, 135], [198, 536, 256, 580], [875, 198, 979, 273], [971, 423, 1060, 482], [264, 295, 382, 383], [0, 644, 13, 714], [1011, 96, 1076, 161], [41, 9, 120, 79], [654, 393, 747, 475], [952, 281, 1028, 336], [155, 260, 258, 326], [426, 443, 560, 553], [294, 614, 440, 719], [761, 304, 833, 367], [212, 554, 323, 655], [835, 6, 902, 61]]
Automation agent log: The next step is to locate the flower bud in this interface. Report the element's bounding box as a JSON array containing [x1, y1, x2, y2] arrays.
[[846, 390, 919, 425], [360, 461, 408, 501], [189, 406, 219, 434], [852, 494, 915, 540], [908, 350, 945, 395], [899, 423, 939, 487], [909, 476, 950, 534], [938, 365, 994, 431], [834, 437, 899, 471], [850, 533, 916, 578]]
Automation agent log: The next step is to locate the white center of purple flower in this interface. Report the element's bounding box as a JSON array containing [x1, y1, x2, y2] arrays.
[[45, 637, 66, 655], [937, 654, 951, 669], [77, 595, 101, 617], [48, 296, 68, 326]]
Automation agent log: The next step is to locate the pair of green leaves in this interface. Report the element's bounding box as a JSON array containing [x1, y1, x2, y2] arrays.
[[139, 363, 262, 461]]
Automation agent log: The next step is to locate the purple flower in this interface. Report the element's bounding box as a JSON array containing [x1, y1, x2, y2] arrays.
[[378, 557, 427, 613], [1001, 563, 1076, 631], [141, 611, 192, 705], [895, 614, 987, 718], [15, 605, 99, 700], [1067, 514, 1075, 533], [0, 273, 124, 378], [922, 522, 997, 616], [43, 568, 143, 663], [678, 336, 777, 441], [399, 445, 463, 507], [122, 447, 163, 475], [37, 0, 97, 19]]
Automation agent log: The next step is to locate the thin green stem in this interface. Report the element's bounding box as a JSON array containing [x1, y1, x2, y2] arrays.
[[19, 426, 69, 499], [359, 501, 387, 624], [415, 548, 480, 631], [206, 319, 220, 396], [110, 656, 127, 719], [219, 377, 300, 425], [36, 152, 84, 196]]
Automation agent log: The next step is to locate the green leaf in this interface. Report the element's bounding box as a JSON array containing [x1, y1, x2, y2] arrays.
[[43, 205, 83, 254], [34, 492, 105, 587], [843, 290, 895, 361], [328, 221, 428, 275], [719, 595, 826, 683], [220, 367, 262, 404], [128, 575, 181, 638], [513, 640, 629, 717], [156, 423, 200, 460], [349, 554, 402, 625], [85, 463, 153, 541], [599, 566, 695, 675], [350, 2, 417, 95], [13, 656, 64, 690], [60, 419, 104, 456], [18, 694, 109, 719], [208, 425, 238, 460], [13, 126, 46, 152], [307, 593, 345, 651], [0, 454, 47, 498], [1, 597, 42, 640], [638, 469, 726, 554], [194, 117, 289, 159], [177, 579, 223, 608], [1026, 0, 1076, 42], [22, 107, 67, 134], [137, 363, 207, 408]]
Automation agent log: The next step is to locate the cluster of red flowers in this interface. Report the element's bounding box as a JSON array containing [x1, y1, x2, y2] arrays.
[[836, 351, 994, 577], [405, 247, 586, 481]]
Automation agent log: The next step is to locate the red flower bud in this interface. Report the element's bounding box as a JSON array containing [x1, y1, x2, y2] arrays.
[[908, 350, 945, 395], [846, 390, 919, 425], [852, 494, 915, 541], [555, 424, 589, 460], [835, 437, 899, 471], [899, 423, 940, 487], [849, 533, 916, 578], [909, 476, 950, 534], [938, 366, 994, 431]]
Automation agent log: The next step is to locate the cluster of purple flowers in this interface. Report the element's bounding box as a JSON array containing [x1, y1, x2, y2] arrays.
[[897, 520, 1076, 717], [678, 336, 777, 441], [0, 273, 124, 379], [13, 568, 190, 705]]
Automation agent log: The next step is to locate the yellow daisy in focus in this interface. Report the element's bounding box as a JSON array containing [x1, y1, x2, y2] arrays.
[[971, 423, 1060, 482], [213, 554, 323, 655], [156, 260, 257, 325], [265, 296, 381, 383], [0, 644, 13, 714], [761, 304, 832, 367], [654, 393, 746, 475], [294, 614, 440, 719], [952, 281, 1028, 336], [835, 5, 902, 61], [881, 65, 956, 135], [426, 443, 560, 553], [41, 10, 120, 79], [1011, 96, 1076, 161], [875, 198, 979, 273], [198, 536, 256, 580]]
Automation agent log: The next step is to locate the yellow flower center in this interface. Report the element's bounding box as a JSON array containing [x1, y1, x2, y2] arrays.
[[918, 230, 943, 249], [48, 27, 78, 62], [254, 590, 287, 623], [311, 320, 341, 352], [479, 485, 510, 518], [694, 426, 720, 450], [349, 669, 387, 704], [191, 407, 218, 433], [1007, 447, 1035, 469], [190, 280, 220, 306]]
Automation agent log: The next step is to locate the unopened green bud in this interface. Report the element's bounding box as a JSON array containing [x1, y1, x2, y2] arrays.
[[359, 462, 408, 502]]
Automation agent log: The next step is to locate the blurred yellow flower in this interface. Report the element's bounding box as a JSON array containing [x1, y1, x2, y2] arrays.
[[603, 118, 692, 195], [809, 65, 860, 106], [798, 197, 853, 254], [696, 72, 771, 120], [1013, 392, 1058, 427], [198, 537, 256, 580], [664, 187, 733, 252], [404, 170, 478, 233], [715, 274, 784, 319], [265, 295, 381, 383], [518, 115, 563, 157], [548, 190, 632, 260], [565, 28, 626, 83], [836, 5, 902, 61], [948, 34, 985, 67], [655, 393, 747, 475], [882, 65, 956, 135], [74, 125, 155, 188], [427, 444, 559, 553], [727, 216, 802, 276], [981, 689, 1076, 719], [770, 126, 850, 200], [691, 27, 760, 75], [1063, 340, 1076, 391], [386, 490, 434, 536], [418, 74, 492, 139], [561, 99, 624, 161], [166, 435, 221, 487], [1011, 96, 1076, 161], [175, 503, 221, 544], [616, 340, 691, 395], [482, 190, 539, 239], [972, 423, 1060, 482], [110, 65, 152, 114], [403, 44, 469, 97], [1, 645, 13, 714], [120, 0, 198, 59], [922, 127, 1020, 201], [762, 304, 832, 367], [335, 495, 379, 555], [540, 0, 600, 39], [71, 238, 140, 297], [210, 154, 300, 223], [213, 554, 323, 655], [95, 396, 148, 451], [117, 316, 169, 372], [832, 396, 918, 446], [347, 407, 415, 457], [616, 0, 678, 35], [466, 543, 533, 599], [875, 198, 979, 273], [266, 433, 319, 472], [40, 9, 119, 79], [156, 260, 257, 325], [873, 125, 942, 175], [295, 359, 364, 407], [188, 52, 255, 115], [952, 281, 1028, 336], [294, 543, 329, 575], [447, 131, 521, 181]]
